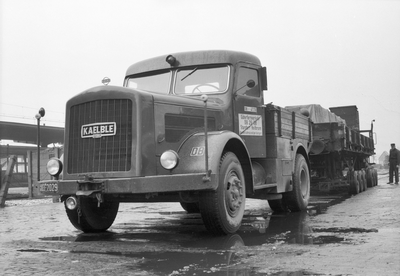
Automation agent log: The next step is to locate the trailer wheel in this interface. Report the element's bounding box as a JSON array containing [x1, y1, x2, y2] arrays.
[[357, 171, 364, 192], [363, 170, 368, 190], [373, 169, 378, 186], [180, 202, 200, 213], [348, 170, 359, 195], [285, 154, 310, 211], [357, 171, 366, 193], [361, 170, 367, 190], [362, 171, 367, 191], [366, 168, 374, 188], [199, 152, 246, 235], [65, 197, 119, 233], [359, 170, 364, 191]]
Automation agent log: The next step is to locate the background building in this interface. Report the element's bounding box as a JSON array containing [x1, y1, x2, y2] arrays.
[[0, 121, 64, 197]]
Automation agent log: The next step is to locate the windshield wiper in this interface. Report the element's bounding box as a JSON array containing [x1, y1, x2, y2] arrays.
[[181, 67, 198, 81]]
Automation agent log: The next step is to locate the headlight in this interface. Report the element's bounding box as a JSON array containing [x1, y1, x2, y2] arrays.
[[160, 150, 179, 170], [65, 196, 78, 210], [46, 158, 63, 176]]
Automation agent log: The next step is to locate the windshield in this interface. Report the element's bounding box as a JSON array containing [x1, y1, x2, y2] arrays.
[[126, 71, 171, 94], [175, 66, 229, 95], [125, 65, 230, 95]]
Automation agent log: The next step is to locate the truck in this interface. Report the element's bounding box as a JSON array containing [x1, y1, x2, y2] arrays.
[[285, 104, 377, 194], [39, 50, 317, 235]]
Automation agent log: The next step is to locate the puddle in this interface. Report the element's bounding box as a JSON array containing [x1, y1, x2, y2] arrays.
[[312, 227, 378, 233], [67, 249, 312, 276], [38, 194, 356, 275], [114, 251, 243, 275], [40, 195, 353, 247], [17, 249, 49, 252], [310, 235, 345, 244]]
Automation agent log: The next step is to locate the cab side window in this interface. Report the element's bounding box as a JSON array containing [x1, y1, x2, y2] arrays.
[[236, 67, 259, 97]]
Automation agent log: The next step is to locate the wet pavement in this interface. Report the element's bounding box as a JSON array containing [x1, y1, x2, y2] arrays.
[[1, 172, 399, 275]]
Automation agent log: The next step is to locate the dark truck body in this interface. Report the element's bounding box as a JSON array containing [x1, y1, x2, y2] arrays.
[[286, 104, 376, 193], [40, 50, 313, 235]]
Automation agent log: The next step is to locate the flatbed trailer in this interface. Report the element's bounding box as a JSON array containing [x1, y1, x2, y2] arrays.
[[286, 105, 377, 194]]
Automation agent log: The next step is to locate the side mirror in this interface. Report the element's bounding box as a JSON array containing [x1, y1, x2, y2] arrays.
[[260, 67, 267, 90]]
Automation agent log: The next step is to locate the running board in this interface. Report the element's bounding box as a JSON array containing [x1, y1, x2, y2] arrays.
[[254, 183, 278, 190]]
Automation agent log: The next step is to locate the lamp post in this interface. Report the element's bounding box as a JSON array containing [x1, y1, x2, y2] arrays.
[[35, 108, 45, 181]]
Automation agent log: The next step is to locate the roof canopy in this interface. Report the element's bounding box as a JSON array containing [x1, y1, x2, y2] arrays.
[[0, 121, 64, 146]]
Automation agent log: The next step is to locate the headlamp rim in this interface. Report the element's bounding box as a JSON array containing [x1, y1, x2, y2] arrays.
[[46, 158, 63, 177], [160, 150, 179, 170]]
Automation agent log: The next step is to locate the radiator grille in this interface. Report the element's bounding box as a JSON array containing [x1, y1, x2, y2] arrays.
[[67, 99, 133, 174]]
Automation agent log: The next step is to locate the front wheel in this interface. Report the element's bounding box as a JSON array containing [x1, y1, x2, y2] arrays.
[[285, 154, 310, 211], [65, 196, 119, 233], [199, 152, 246, 235]]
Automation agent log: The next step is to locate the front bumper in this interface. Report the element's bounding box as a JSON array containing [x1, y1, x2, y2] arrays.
[[39, 172, 217, 196]]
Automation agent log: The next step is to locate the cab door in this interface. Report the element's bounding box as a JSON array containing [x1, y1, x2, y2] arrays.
[[233, 63, 266, 158]]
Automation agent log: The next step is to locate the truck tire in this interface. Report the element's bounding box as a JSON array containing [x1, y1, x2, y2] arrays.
[[65, 197, 119, 233], [366, 168, 374, 188], [361, 170, 367, 190], [357, 171, 364, 192], [373, 169, 378, 186], [180, 202, 200, 213], [199, 152, 246, 235], [349, 170, 360, 195], [267, 198, 288, 212], [285, 154, 310, 211]]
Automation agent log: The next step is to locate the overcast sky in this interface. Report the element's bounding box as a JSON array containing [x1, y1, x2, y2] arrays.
[[1, 0, 399, 156]]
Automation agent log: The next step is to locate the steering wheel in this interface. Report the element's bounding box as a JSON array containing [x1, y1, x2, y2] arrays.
[[191, 83, 220, 93]]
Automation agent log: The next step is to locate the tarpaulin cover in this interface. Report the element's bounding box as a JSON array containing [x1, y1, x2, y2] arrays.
[[285, 104, 346, 125]]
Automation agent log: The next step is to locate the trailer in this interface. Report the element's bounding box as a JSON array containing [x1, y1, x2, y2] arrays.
[[286, 104, 377, 194]]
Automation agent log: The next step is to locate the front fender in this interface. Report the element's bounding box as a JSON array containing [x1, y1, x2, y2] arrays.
[[174, 131, 250, 177]]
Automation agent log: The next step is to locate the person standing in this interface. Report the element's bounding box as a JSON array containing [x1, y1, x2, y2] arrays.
[[388, 143, 400, 184]]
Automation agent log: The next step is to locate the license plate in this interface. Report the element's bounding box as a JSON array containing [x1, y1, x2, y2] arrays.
[[39, 182, 58, 193]]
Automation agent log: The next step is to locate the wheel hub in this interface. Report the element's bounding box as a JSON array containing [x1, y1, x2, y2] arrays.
[[226, 175, 243, 214]]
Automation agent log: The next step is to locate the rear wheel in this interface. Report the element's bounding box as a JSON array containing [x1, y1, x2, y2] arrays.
[[348, 170, 359, 195], [65, 196, 119, 233], [366, 168, 373, 188], [180, 202, 200, 213], [267, 198, 288, 212], [373, 169, 378, 186], [361, 170, 367, 190], [357, 171, 364, 192], [285, 154, 310, 211], [356, 171, 364, 193], [199, 152, 246, 235]]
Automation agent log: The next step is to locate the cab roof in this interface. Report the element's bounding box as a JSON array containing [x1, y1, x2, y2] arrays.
[[125, 50, 261, 76]]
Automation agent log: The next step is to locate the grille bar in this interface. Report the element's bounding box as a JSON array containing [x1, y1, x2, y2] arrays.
[[67, 99, 133, 174]]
